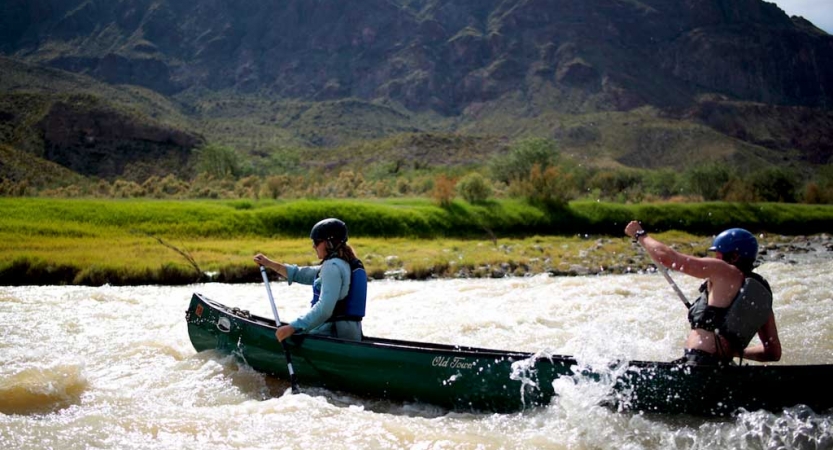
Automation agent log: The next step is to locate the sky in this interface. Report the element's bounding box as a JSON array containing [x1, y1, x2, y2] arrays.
[[770, 0, 832, 33]]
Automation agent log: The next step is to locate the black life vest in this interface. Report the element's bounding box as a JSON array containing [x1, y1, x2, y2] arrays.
[[310, 258, 367, 322], [688, 273, 773, 352]]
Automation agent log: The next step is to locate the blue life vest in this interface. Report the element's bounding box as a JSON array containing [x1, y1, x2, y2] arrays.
[[310, 258, 367, 322]]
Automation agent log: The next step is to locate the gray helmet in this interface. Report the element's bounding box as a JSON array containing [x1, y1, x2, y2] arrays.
[[310, 218, 348, 246]]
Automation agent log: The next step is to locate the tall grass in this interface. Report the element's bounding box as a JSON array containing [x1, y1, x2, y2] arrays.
[[2, 197, 832, 285], [4, 197, 833, 238]]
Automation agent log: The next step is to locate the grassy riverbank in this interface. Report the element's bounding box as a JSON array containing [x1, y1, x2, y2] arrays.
[[1, 198, 830, 285]]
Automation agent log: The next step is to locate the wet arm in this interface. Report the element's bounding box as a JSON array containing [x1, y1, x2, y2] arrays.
[[742, 313, 782, 362], [636, 235, 715, 279], [624, 221, 725, 280]]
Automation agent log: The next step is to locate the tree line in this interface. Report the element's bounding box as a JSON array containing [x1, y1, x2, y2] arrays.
[[3, 139, 832, 205]]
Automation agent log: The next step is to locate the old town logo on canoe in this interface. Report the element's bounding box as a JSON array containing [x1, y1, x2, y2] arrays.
[[431, 356, 475, 370], [195, 304, 204, 317]]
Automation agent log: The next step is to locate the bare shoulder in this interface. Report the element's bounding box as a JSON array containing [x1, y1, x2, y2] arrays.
[[673, 254, 737, 280]]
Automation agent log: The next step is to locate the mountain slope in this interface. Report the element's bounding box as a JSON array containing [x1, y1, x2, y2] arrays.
[[1, 0, 831, 181], [4, 0, 831, 112], [0, 56, 203, 181]]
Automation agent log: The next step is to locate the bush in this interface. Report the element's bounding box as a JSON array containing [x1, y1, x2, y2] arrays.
[[195, 144, 243, 179], [721, 177, 757, 203], [457, 172, 492, 203], [803, 182, 825, 204], [490, 138, 559, 184], [235, 175, 261, 199], [684, 163, 731, 201], [431, 174, 456, 207], [588, 169, 644, 201], [644, 169, 681, 198], [261, 175, 290, 199], [512, 164, 574, 208], [111, 179, 145, 198], [334, 170, 365, 197], [748, 167, 799, 202]]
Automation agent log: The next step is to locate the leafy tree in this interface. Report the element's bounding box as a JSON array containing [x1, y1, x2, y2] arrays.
[[588, 169, 644, 200], [490, 138, 559, 184], [456, 172, 492, 204], [194, 144, 242, 179], [265, 146, 303, 175], [512, 164, 574, 208], [748, 167, 799, 202], [683, 162, 731, 201], [644, 169, 681, 198]]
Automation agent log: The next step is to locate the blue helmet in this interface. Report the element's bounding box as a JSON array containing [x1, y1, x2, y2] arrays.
[[708, 228, 758, 259]]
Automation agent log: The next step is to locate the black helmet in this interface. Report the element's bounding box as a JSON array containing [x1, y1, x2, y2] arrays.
[[310, 218, 348, 245], [708, 228, 758, 259]]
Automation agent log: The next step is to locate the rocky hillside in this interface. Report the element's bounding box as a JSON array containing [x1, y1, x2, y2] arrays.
[[1, 0, 832, 181], [0, 56, 203, 182], [4, 0, 831, 112]]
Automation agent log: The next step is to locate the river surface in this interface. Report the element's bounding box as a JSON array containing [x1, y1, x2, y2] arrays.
[[2, 254, 832, 449]]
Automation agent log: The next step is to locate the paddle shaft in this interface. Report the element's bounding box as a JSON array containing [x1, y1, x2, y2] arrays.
[[636, 240, 691, 308], [259, 265, 300, 394], [658, 267, 691, 308]]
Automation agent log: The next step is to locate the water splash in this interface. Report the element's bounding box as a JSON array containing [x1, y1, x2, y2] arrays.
[[0, 364, 88, 415]]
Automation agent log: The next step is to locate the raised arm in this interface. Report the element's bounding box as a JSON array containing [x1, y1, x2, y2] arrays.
[[624, 221, 743, 298]]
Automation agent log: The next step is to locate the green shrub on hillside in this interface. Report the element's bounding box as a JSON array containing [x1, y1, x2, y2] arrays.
[[511, 164, 575, 209], [490, 138, 560, 184], [457, 172, 492, 204], [748, 167, 800, 203], [683, 162, 732, 201], [195, 144, 244, 179], [587, 169, 644, 201]]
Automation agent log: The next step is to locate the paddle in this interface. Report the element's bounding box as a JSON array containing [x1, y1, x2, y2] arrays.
[[657, 266, 691, 308], [633, 237, 691, 308], [259, 265, 300, 394]]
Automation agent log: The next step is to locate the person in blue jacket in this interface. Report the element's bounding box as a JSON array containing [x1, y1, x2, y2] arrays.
[[254, 218, 367, 342], [625, 221, 781, 366]]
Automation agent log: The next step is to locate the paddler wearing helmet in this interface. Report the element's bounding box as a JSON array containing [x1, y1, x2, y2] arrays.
[[254, 218, 368, 342], [625, 221, 781, 366]]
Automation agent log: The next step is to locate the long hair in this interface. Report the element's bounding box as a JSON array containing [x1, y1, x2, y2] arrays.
[[336, 243, 357, 262], [323, 242, 357, 263]]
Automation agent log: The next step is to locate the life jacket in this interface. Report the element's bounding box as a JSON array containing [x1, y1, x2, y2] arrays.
[[310, 258, 367, 322], [688, 274, 773, 352]]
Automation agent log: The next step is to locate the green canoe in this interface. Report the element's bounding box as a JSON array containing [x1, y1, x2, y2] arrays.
[[186, 293, 833, 416]]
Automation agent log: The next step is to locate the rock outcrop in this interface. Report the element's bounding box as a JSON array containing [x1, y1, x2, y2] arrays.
[[36, 98, 203, 180], [3, 0, 830, 114]]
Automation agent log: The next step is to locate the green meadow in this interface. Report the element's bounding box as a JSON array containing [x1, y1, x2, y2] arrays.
[[1, 197, 831, 285]]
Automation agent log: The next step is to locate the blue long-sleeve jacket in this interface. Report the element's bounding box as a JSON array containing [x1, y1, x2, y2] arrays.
[[284, 258, 351, 333]]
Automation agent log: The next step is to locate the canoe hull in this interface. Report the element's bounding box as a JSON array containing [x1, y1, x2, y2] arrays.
[[186, 293, 572, 412], [186, 293, 833, 415]]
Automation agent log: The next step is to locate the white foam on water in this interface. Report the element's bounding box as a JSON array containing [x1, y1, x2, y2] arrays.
[[1, 256, 831, 449]]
